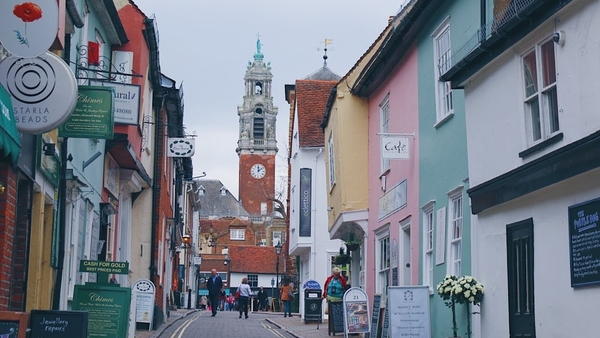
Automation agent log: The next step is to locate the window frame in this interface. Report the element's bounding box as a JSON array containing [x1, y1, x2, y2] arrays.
[[432, 17, 453, 124], [375, 226, 391, 299], [521, 37, 559, 146], [247, 274, 258, 287], [230, 229, 245, 240], [328, 131, 336, 190], [422, 201, 435, 293], [380, 94, 391, 174], [446, 187, 463, 276]]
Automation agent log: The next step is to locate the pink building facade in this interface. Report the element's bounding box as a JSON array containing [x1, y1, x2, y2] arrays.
[[366, 46, 420, 299]]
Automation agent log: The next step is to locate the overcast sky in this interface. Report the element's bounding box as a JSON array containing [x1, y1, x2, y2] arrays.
[[139, 0, 405, 198]]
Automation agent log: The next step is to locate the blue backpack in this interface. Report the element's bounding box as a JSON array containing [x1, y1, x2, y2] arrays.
[[328, 277, 343, 298]]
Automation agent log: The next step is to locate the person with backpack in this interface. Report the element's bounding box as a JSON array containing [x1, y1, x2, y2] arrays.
[[323, 267, 347, 301]]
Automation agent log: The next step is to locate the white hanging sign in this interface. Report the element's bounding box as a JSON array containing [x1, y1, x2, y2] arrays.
[[381, 135, 410, 159], [167, 138, 195, 157]]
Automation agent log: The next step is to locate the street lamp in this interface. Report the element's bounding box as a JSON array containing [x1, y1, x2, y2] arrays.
[[274, 241, 282, 307], [181, 234, 191, 249]]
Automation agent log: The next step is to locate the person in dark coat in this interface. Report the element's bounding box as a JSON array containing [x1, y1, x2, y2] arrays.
[[206, 269, 223, 317], [257, 286, 268, 311]]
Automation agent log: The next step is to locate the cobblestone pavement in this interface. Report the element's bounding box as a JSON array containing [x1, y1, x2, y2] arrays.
[[134, 309, 337, 338]]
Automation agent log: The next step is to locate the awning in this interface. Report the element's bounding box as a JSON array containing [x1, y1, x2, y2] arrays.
[[0, 84, 21, 165]]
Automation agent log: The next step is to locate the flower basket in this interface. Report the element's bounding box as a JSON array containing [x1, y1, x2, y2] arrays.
[[345, 242, 360, 252], [437, 275, 484, 338], [334, 255, 351, 265]]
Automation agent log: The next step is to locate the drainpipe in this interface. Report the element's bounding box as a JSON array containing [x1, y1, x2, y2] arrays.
[[66, 0, 84, 28], [149, 97, 165, 281]]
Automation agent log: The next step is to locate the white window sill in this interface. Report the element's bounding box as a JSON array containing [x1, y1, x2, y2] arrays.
[[434, 112, 454, 128]]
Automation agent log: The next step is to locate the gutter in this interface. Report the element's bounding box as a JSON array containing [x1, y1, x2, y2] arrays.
[[66, 0, 84, 28]]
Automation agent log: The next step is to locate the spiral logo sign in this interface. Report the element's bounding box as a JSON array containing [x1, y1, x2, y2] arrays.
[[5, 56, 56, 104], [0, 52, 77, 133]]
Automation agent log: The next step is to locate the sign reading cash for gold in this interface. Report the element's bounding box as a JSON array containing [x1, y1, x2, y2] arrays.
[[80, 260, 129, 274]]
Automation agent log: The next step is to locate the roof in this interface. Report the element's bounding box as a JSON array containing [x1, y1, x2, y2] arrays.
[[295, 79, 337, 148], [196, 179, 250, 218], [228, 245, 280, 274], [305, 66, 341, 81]]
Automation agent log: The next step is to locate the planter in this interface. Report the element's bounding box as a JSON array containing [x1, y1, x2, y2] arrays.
[[334, 255, 351, 265], [345, 242, 360, 251]]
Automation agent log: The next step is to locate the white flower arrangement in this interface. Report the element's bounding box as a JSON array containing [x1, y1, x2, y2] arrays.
[[452, 275, 484, 306], [437, 275, 485, 338]]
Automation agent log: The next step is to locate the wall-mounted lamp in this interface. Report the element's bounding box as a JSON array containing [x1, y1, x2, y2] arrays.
[[0, 182, 5, 194], [181, 234, 192, 250]]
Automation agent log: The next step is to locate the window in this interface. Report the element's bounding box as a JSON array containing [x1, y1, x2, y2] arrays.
[[380, 95, 390, 173], [220, 187, 227, 196], [522, 39, 559, 144], [273, 231, 281, 246], [230, 229, 245, 240], [448, 192, 463, 276], [247, 274, 258, 287], [198, 186, 205, 196], [376, 229, 390, 299], [253, 118, 264, 139], [423, 204, 434, 291], [328, 132, 336, 189], [433, 19, 453, 122]]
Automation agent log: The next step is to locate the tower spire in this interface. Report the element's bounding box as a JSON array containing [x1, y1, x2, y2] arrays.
[[321, 38, 333, 68]]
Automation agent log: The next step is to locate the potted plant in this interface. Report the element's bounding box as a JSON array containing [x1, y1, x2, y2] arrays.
[[344, 232, 361, 252], [437, 275, 485, 338], [334, 247, 351, 265]]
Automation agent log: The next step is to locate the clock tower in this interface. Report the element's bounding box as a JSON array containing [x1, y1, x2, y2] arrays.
[[237, 37, 278, 216]]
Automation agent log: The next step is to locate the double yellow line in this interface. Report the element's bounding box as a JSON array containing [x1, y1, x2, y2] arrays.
[[169, 312, 286, 338]]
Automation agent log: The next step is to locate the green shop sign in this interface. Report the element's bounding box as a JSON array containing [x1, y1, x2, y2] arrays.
[[73, 284, 131, 338], [59, 86, 114, 139], [80, 260, 129, 274]]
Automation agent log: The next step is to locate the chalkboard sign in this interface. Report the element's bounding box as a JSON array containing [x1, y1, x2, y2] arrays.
[[29, 310, 88, 338], [369, 294, 381, 338], [0, 311, 29, 338], [328, 301, 344, 335], [381, 297, 390, 338], [568, 197, 600, 287]]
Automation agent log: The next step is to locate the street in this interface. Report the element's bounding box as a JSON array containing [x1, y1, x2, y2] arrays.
[[156, 310, 298, 338]]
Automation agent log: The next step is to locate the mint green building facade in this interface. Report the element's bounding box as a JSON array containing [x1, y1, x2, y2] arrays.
[[416, 1, 479, 337]]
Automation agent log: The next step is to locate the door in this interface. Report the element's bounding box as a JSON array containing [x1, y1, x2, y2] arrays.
[[400, 219, 411, 285], [506, 218, 536, 338]]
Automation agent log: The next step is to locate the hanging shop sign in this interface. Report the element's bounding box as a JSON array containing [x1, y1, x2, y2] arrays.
[[167, 138, 195, 157], [0, 52, 77, 134], [90, 80, 140, 125], [0, 0, 59, 58], [381, 134, 411, 159], [59, 86, 114, 139]]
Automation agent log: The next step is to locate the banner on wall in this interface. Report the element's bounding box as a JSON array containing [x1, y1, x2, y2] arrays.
[[299, 168, 312, 237]]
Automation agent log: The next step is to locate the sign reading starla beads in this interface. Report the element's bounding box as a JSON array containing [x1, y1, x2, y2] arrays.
[[59, 86, 115, 139], [0, 52, 78, 134]]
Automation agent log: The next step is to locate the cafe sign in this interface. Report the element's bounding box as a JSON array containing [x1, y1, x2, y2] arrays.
[[0, 0, 59, 58], [90, 80, 140, 125], [0, 52, 78, 134]]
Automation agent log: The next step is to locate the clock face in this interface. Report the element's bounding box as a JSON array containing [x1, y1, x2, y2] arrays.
[[250, 164, 266, 179]]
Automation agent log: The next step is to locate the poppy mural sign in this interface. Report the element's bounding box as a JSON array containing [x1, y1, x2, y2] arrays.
[[0, 0, 59, 58], [0, 51, 78, 134]]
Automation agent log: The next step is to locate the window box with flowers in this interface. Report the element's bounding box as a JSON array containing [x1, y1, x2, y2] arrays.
[[437, 275, 484, 338]]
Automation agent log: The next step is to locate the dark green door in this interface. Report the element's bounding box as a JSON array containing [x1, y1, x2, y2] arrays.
[[507, 219, 536, 338]]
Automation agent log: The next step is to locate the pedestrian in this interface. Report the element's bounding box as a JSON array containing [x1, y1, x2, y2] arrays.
[[257, 286, 268, 311], [323, 267, 347, 314], [206, 269, 223, 317], [323, 267, 347, 301], [200, 295, 207, 310], [237, 277, 252, 319], [227, 293, 235, 311], [280, 278, 294, 317], [219, 289, 226, 311]]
